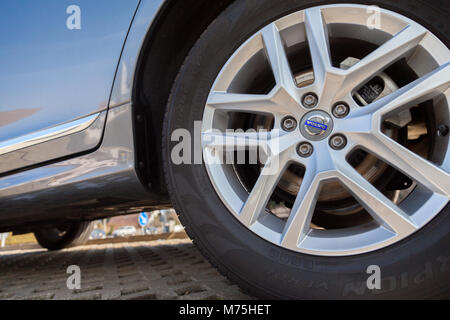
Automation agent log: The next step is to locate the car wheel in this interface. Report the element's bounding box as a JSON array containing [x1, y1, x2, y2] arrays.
[[163, 0, 450, 299], [34, 222, 93, 251]]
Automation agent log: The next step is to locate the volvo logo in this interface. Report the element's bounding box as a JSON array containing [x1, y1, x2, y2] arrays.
[[305, 120, 328, 131], [300, 111, 333, 141]]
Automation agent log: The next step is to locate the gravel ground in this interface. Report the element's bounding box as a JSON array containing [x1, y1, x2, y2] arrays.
[[0, 239, 253, 300]]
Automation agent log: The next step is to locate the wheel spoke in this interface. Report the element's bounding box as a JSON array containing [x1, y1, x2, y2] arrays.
[[239, 148, 293, 226], [341, 24, 427, 94], [304, 7, 333, 88], [337, 163, 418, 236], [261, 23, 298, 101], [202, 129, 297, 159], [349, 132, 450, 196], [281, 157, 319, 248], [349, 62, 450, 119], [206, 90, 300, 120], [202, 130, 270, 150], [206, 91, 277, 114]]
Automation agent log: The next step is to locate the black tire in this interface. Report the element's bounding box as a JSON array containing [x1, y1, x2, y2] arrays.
[[34, 221, 93, 251], [162, 0, 450, 299]]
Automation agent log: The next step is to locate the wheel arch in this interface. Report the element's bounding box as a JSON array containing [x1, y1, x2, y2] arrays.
[[130, 0, 235, 195]]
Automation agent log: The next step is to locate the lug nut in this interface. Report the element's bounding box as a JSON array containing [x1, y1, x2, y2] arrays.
[[332, 103, 349, 118], [281, 116, 297, 131], [329, 134, 347, 150], [437, 124, 449, 137], [302, 93, 318, 108], [297, 142, 314, 157]]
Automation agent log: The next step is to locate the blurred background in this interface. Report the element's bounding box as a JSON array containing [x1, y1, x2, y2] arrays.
[[0, 209, 184, 247]]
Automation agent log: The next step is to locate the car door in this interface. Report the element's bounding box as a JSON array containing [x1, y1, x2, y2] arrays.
[[0, 0, 139, 174]]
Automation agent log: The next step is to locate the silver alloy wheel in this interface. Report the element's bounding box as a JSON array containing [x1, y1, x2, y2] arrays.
[[201, 4, 450, 256]]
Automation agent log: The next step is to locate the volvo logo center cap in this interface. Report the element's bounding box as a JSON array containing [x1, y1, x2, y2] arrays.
[[300, 110, 333, 141]]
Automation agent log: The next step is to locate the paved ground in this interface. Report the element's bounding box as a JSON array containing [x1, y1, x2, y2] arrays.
[[0, 239, 252, 300]]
